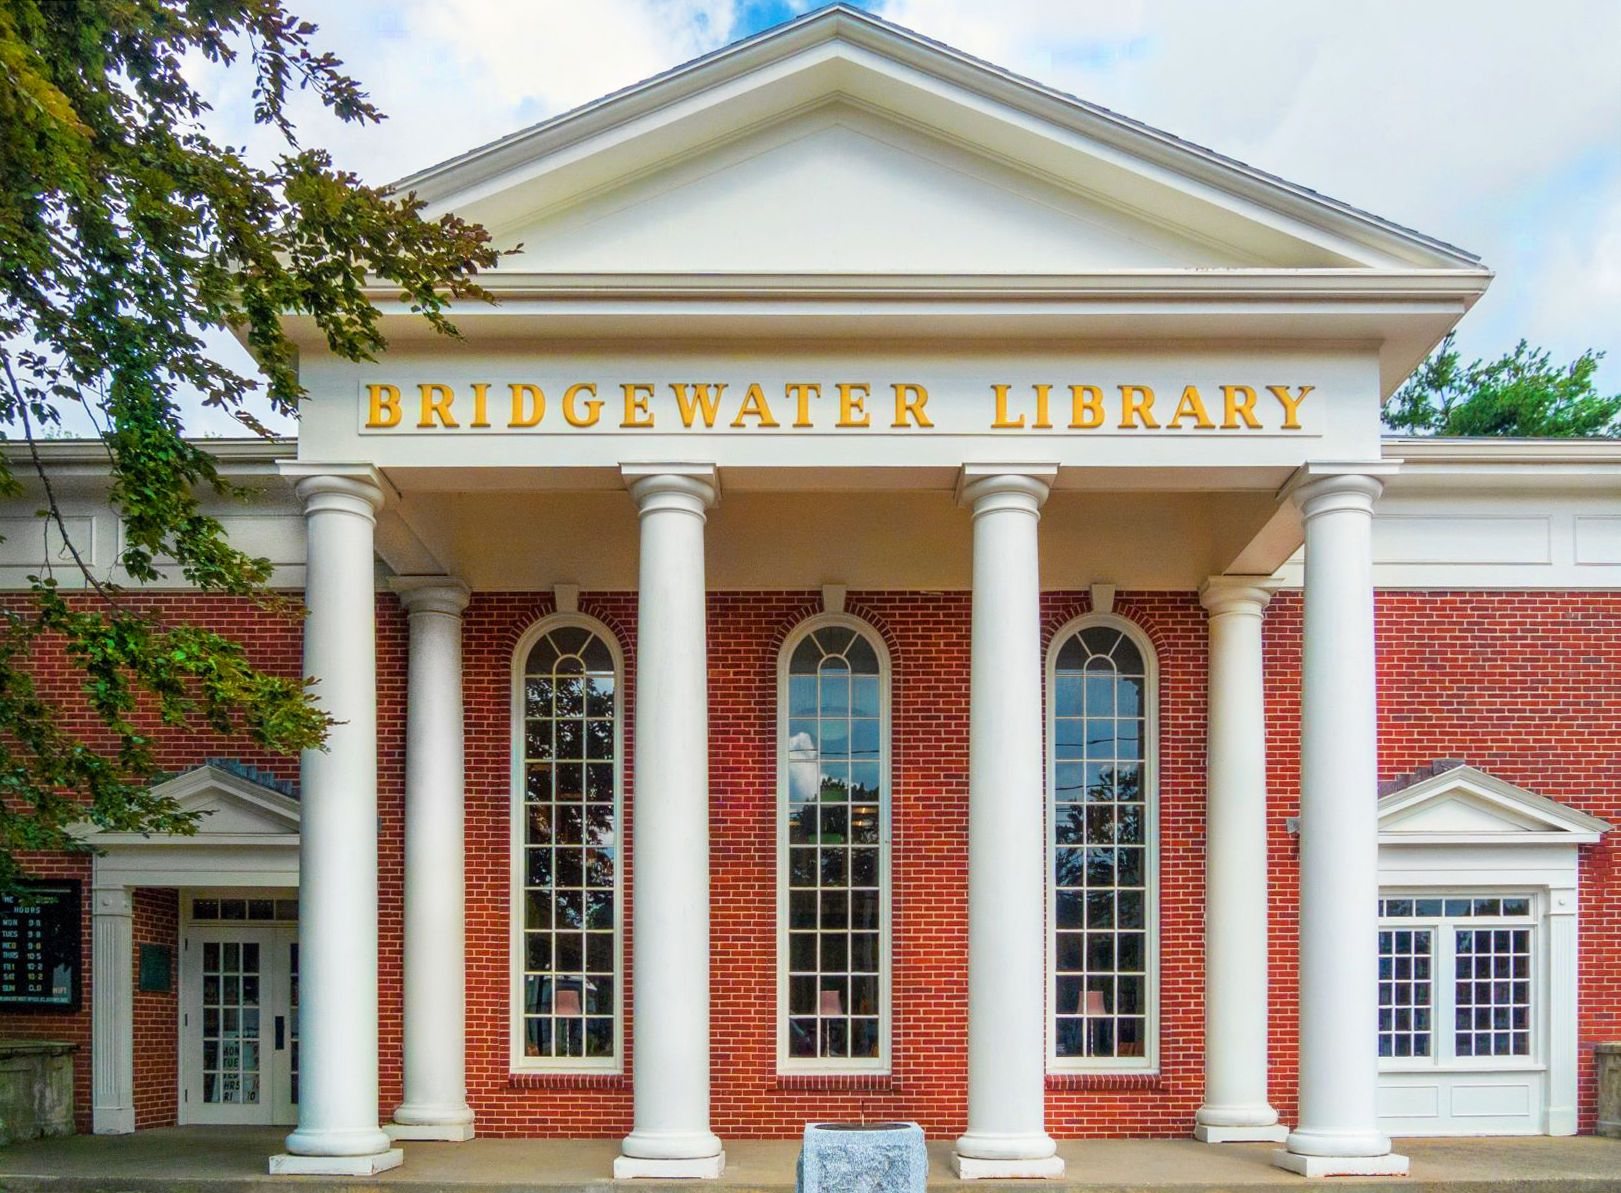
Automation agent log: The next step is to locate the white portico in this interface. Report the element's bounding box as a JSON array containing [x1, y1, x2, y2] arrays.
[[260, 5, 1492, 1180]]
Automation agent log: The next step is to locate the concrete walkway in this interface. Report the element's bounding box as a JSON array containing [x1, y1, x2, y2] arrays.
[[1, 1128, 1618, 1192]]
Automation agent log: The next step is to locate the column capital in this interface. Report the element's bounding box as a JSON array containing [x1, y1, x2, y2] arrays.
[[621, 463, 718, 518], [92, 885, 133, 918], [281, 463, 387, 520], [955, 463, 1057, 515], [391, 575, 471, 618], [1199, 575, 1282, 618], [1279, 462, 1398, 521]]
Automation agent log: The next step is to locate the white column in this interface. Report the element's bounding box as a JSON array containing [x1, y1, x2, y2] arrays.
[[388, 577, 475, 1142], [90, 883, 134, 1135], [1274, 468, 1406, 1178], [615, 465, 724, 1180], [272, 468, 402, 1176], [1195, 578, 1287, 1143], [953, 464, 1063, 1180]]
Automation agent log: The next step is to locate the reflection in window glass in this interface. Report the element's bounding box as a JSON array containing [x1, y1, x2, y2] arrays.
[[1051, 623, 1150, 1061], [520, 625, 618, 1061], [784, 624, 884, 1063]]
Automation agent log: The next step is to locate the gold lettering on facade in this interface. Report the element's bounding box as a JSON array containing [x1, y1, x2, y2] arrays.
[[621, 383, 655, 428], [1118, 385, 1158, 429], [991, 384, 1024, 429], [1268, 384, 1311, 430], [1221, 385, 1260, 429], [672, 383, 725, 428], [1069, 385, 1104, 429], [418, 383, 457, 428], [836, 383, 871, 428], [1168, 385, 1215, 430], [509, 384, 544, 428], [732, 383, 779, 428], [892, 383, 932, 428], [786, 383, 820, 428], [563, 383, 602, 428], [361, 378, 1320, 433], [366, 384, 402, 428]]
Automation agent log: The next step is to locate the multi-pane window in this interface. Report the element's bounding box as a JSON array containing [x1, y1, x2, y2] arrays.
[[1378, 927, 1433, 1058], [1377, 895, 1535, 1065], [1049, 620, 1154, 1067], [516, 622, 620, 1068], [201, 940, 261, 1104], [781, 621, 888, 1069]]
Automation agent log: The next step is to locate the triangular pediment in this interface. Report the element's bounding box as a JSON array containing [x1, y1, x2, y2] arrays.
[[499, 105, 1244, 274], [81, 763, 300, 842], [1378, 765, 1609, 845], [398, 5, 1479, 275]]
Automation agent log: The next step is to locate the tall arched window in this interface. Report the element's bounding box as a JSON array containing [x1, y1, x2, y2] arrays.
[[1047, 615, 1158, 1072], [778, 616, 891, 1072], [510, 616, 623, 1072]]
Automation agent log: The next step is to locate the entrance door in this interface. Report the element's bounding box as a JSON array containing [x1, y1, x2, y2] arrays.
[[181, 923, 299, 1124]]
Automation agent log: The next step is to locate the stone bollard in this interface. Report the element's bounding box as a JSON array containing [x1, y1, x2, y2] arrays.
[[797, 1122, 927, 1193], [1598, 1043, 1621, 1139]]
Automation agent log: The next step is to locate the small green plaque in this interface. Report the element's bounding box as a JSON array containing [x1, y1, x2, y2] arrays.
[[137, 943, 171, 994]]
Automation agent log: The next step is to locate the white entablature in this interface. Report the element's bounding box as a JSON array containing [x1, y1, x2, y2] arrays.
[[288, 4, 1490, 484]]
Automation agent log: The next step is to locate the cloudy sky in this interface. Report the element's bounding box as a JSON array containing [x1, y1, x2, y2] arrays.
[[172, 0, 1621, 435]]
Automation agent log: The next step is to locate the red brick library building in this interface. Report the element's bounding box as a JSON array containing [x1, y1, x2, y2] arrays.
[[3, 6, 1616, 1182]]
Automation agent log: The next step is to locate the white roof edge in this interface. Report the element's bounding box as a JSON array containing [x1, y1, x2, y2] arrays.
[[1377, 764, 1613, 838], [388, 3, 1482, 271], [1383, 437, 1621, 466]]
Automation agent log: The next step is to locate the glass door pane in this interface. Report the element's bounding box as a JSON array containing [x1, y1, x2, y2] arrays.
[[201, 937, 263, 1105]]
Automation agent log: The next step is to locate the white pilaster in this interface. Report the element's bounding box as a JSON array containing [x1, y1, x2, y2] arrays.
[[952, 464, 1063, 1181], [388, 577, 475, 1143], [1544, 884, 1579, 1136], [272, 466, 402, 1176], [1195, 578, 1288, 1144], [1274, 466, 1406, 1178], [615, 465, 725, 1181], [90, 883, 134, 1135]]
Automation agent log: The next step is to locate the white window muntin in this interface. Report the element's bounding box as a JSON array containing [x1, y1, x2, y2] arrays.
[[508, 613, 625, 1074], [776, 613, 893, 1074], [1044, 612, 1160, 1074], [1377, 890, 1544, 1074]]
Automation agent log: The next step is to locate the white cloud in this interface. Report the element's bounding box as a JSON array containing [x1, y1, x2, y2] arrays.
[[876, 0, 1621, 388]]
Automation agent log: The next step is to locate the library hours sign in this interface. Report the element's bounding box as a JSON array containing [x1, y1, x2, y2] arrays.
[[0, 880, 81, 1010]]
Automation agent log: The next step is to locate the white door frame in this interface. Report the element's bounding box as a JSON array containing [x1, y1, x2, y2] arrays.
[[178, 917, 299, 1125]]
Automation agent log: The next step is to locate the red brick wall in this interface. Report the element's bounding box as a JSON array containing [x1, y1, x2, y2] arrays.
[[131, 888, 179, 1128], [9, 588, 1620, 1139]]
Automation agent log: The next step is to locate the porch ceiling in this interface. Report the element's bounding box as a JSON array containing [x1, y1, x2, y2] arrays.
[[382, 482, 1294, 592]]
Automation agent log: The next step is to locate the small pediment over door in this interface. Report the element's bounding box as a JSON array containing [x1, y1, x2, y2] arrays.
[[1377, 764, 1609, 846], [82, 762, 300, 843]]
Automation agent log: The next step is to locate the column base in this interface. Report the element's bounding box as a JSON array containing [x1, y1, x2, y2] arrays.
[[613, 1151, 726, 1179], [1271, 1150, 1408, 1178], [386, 1121, 476, 1142], [1195, 1122, 1290, 1144], [951, 1154, 1066, 1179], [269, 1149, 404, 1176]]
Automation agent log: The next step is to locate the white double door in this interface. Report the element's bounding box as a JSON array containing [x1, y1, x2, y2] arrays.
[[180, 924, 299, 1125]]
